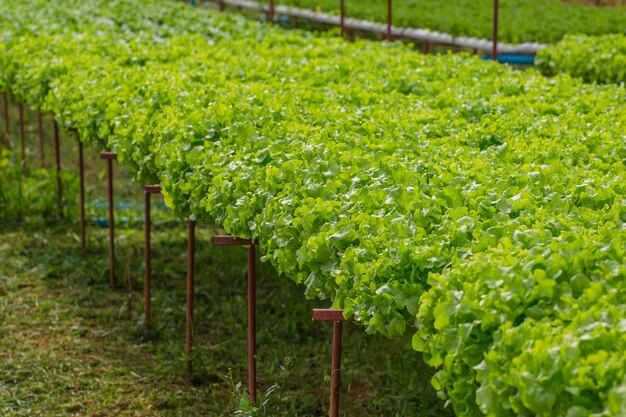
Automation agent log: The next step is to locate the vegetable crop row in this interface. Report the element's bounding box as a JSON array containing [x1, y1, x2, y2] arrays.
[[537, 34, 626, 85], [254, 0, 626, 44], [1, 1, 625, 416]]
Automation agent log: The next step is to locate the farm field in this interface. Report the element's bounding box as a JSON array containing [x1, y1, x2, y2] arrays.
[[1, 0, 626, 416], [255, 0, 626, 43]]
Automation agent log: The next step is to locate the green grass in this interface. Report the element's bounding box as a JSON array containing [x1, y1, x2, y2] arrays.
[[0, 103, 451, 416]]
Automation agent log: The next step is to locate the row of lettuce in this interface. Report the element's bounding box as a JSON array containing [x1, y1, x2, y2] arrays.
[[264, 0, 626, 85], [256, 0, 626, 44], [1, 0, 626, 416], [537, 34, 626, 85]]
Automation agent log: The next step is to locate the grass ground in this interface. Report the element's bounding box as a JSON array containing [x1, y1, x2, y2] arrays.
[[0, 102, 452, 416]]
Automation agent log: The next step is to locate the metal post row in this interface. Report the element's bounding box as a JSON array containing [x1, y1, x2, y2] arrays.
[[142, 194, 259, 402], [140, 187, 198, 380], [339, 0, 393, 41], [15, 105, 47, 180]]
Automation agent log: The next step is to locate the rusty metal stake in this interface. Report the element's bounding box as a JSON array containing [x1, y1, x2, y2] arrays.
[[422, 40, 430, 54], [219, 0, 225, 11], [19, 103, 26, 176], [78, 138, 86, 248], [186, 219, 196, 377], [330, 321, 342, 417], [144, 188, 152, 331], [339, 0, 345, 38], [37, 113, 45, 168], [2, 92, 8, 142], [143, 185, 162, 332], [247, 244, 257, 403], [386, 0, 393, 41], [214, 235, 259, 403], [312, 309, 354, 417], [492, 0, 499, 61], [269, 0, 275, 23], [54, 120, 62, 219], [100, 151, 117, 287]]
